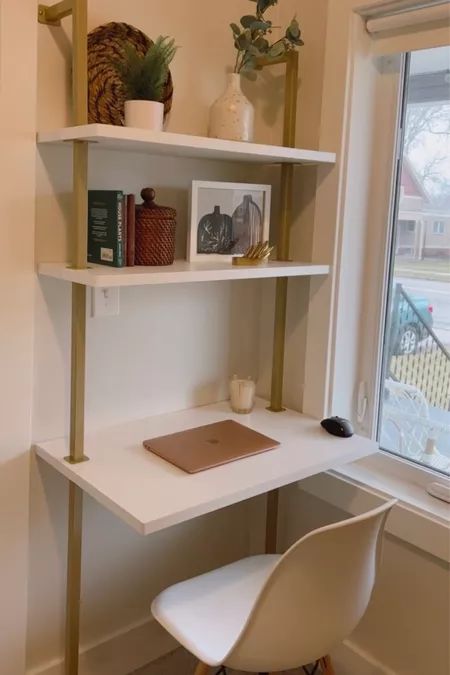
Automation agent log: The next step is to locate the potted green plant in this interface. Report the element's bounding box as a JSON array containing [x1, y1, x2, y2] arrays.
[[114, 36, 177, 131], [209, 0, 303, 142]]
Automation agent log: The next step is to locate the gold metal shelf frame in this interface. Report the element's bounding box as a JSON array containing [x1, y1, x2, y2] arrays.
[[37, 1, 299, 672]]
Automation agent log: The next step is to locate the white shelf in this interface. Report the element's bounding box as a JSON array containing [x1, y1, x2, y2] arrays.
[[34, 398, 377, 535], [38, 261, 330, 288], [37, 124, 336, 165]]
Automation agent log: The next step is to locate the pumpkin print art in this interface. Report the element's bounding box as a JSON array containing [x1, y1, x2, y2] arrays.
[[188, 181, 271, 263], [197, 206, 233, 254]]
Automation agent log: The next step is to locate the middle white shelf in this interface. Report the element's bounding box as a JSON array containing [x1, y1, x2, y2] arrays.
[[38, 260, 330, 288]]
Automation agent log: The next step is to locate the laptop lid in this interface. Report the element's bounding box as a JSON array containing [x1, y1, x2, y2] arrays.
[[143, 419, 280, 473]]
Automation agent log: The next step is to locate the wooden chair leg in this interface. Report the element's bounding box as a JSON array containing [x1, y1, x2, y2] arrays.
[[320, 655, 336, 675], [194, 661, 210, 675]]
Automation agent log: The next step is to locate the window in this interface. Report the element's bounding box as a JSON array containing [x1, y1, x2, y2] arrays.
[[378, 47, 450, 477], [397, 219, 416, 232]]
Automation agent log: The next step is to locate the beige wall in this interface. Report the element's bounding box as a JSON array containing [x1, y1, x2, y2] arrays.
[[279, 487, 450, 675], [0, 1, 37, 673]]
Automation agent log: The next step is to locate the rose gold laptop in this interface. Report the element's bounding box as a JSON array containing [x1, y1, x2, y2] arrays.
[[143, 420, 280, 473]]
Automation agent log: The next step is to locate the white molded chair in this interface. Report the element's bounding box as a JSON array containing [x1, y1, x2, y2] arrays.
[[382, 379, 450, 472], [151, 500, 396, 674]]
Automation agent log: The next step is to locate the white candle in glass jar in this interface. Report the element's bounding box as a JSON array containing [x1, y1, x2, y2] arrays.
[[229, 376, 256, 414]]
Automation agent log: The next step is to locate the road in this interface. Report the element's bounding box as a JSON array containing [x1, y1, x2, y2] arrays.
[[396, 276, 450, 346]]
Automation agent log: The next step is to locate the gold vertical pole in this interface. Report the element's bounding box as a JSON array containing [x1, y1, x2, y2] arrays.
[[65, 1, 88, 674], [72, 0, 87, 128], [65, 0, 88, 465], [268, 50, 298, 413], [68, 0, 88, 461], [67, 142, 88, 464], [68, 0, 88, 454], [65, 482, 83, 674], [265, 489, 279, 553], [263, 51, 299, 554], [268, 277, 289, 412], [282, 51, 299, 149]]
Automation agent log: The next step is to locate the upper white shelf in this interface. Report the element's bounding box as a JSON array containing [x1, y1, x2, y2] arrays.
[[37, 124, 336, 165], [38, 260, 330, 288], [34, 398, 376, 535]]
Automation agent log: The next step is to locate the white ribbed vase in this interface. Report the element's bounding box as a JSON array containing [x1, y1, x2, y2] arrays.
[[208, 73, 254, 142]]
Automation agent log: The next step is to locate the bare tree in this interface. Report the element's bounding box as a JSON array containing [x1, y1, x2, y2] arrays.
[[404, 103, 450, 196], [404, 103, 450, 155]]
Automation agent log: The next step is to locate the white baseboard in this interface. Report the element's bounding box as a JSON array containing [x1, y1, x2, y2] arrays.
[[28, 617, 397, 675], [332, 640, 398, 675], [27, 617, 177, 675]]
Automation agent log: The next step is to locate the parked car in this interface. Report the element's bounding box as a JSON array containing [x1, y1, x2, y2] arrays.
[[391, 288, 433, 355]]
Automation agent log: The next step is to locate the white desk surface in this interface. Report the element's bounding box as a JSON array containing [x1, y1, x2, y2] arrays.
[[34, 399, 377, 535]]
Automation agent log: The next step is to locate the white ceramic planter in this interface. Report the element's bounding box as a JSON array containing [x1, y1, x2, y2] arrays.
[[124, 100, 164, 131], [208, 73, 254, 142]]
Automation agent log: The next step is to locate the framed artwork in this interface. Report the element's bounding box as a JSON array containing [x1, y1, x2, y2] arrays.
[[188, 181, 271, 262]]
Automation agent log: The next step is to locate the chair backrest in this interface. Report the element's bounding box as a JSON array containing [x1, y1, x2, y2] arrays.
[[225, 500, 397, 673]]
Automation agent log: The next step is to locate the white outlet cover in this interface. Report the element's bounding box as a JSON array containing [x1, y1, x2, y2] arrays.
[[91, 287, 120, 318]]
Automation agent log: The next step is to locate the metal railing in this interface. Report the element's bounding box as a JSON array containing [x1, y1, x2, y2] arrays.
[[388, 283, 450, 410]]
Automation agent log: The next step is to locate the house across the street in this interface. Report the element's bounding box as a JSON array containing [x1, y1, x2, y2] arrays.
[[397, 158, 450, 259]]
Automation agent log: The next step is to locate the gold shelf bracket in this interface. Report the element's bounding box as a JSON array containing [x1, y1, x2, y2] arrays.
[[38, 1, 73, 26]]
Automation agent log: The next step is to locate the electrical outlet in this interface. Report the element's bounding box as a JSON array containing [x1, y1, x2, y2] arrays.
[[91, 288, 120, 317]]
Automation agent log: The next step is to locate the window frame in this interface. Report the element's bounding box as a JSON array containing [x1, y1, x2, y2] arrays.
[[375, 52, 413, 457], [368, 50, 450, 477], [433, 220, 445, 234], [302, 1, 450, 502]]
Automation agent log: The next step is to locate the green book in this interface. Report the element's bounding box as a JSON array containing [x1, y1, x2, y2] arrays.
[[88, 190, 125, 267]]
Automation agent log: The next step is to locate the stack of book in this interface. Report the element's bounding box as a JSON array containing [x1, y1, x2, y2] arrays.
[[88, 190, 136, 268]]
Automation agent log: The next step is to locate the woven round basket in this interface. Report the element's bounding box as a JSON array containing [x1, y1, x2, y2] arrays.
[[88, 22, 174, 126], [135, 188, 176, 266]]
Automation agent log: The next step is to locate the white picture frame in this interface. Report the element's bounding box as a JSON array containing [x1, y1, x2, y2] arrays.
[[188, 180, 272, 263]]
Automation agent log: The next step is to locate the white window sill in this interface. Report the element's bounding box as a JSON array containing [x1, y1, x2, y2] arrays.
[[299, 452, 450, 562]]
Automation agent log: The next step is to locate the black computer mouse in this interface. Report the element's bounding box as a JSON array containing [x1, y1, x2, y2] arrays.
[[320, 416, 354, 438]]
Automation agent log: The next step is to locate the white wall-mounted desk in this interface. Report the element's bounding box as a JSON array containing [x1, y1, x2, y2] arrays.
[[35, 399, 376, 536]]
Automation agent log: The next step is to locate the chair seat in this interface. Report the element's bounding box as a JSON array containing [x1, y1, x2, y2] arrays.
[[151, 554, 281, 666]]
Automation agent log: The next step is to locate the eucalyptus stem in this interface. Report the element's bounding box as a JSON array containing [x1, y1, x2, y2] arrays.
[[240, 52, 253, 72], [235, 49, 246, 74], [230, 1, 303, 76], [234, 48, 241, 74], [270, 37, 284, 48]]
